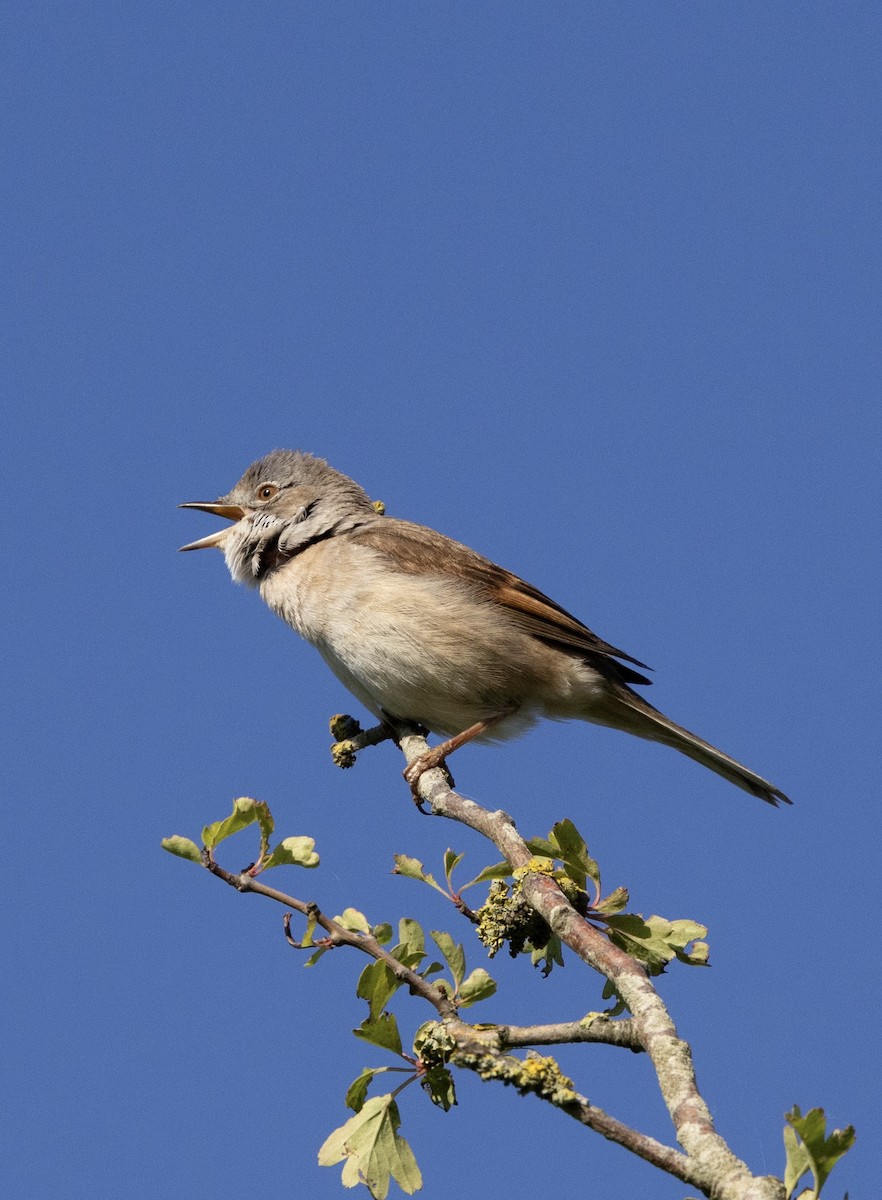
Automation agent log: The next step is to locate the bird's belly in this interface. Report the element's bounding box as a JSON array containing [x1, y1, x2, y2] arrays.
[[260, 549, 547, 738]]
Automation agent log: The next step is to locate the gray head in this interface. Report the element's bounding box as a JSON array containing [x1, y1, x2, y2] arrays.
[[180, 450, 379, 584]]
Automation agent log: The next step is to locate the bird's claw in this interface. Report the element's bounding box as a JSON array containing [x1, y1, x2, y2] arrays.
[[403, 752, 454, 810]]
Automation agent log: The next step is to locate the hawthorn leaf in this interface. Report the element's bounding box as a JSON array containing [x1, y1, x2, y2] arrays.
[[354, 1013, 403, 1057], [421, 1067, 457, 1111], [443, 849, 464, 888], [457, 968, 497, 1008], [529, 932, 564, 976], [336, 908, 372, 935], [303, 945, 332, 967], [524, 835, 556, 856], [392, 855, 446, 895], [549, 818, 601, 892], [603, 913, 709, 975], [388, 918, 426, 971], [397, 918, 425, 958], [592, 885, 629, 915], [253, 801, 275, 857], [300, 909, 318, 949], [357, 961, 402, 1021], [202, 797, 269, 851], [430, 930, 466, 990], [784, 1106, 856, 1199], [677, 940, 710, 967], [345, 1066, 392, 1113], [460, 861, 511, 890], [263, 836, 319, 870], [318, 1095, 422, 1199], [601, 979, 629, 1017], [161, 836, 202, 865]]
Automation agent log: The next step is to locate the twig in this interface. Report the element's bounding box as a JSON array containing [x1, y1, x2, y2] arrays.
[[202, 840, 693, 1182], [498, 1017, 641, 1052], [204, 857, 458, 1018]]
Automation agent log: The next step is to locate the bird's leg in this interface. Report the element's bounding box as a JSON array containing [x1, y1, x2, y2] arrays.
[[402, 713, 509, 799]]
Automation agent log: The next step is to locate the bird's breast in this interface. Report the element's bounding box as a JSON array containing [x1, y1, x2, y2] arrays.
[[256, 538, 569, 736]]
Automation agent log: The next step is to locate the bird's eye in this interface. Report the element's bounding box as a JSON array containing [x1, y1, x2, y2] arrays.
[[256, 484, 279, 502]]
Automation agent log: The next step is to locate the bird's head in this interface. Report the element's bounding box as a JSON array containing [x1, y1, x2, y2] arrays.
[[180, 449, 377, 584]]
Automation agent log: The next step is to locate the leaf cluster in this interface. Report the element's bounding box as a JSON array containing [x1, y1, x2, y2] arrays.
[[783, 1106, 855, 1200], [321, 914, 497, 1198], [162, 796, 319, 875], [163, 798, 856, 1200], [396, 819, 709, 981]]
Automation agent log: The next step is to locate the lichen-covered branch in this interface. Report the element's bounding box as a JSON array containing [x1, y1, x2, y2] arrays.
[[498, 1017, 641, 1052], [202, 843, 700, 1188], [382, 719, 785, 1200]]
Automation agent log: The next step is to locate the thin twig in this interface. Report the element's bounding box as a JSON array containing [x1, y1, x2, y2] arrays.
[[205, 857, 458, 1018], [202, 836, 693, 1183]]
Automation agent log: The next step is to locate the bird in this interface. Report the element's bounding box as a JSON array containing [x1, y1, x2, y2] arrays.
[[180, 449, 791, 806]]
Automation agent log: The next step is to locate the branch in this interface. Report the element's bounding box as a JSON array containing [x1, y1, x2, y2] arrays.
[[498, 1017, 641, 1052], [204, 857, 458, 1020], [383, 720, 785, 1200], [204, 847, 693, 1180]]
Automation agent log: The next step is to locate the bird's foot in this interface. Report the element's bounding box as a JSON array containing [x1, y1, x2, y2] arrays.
[[403, 750, 455, 810]]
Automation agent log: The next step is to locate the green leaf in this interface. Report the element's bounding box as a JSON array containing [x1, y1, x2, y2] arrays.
[[592, 885, 629, 915], [357, 961, 402, 1021], [443, 849, 464, 888], [430, 930, 466, 990], [460, 861, 511, 890], [254, 801, 274, 858], [784, 1124, 812, 1200], [603, 913, 674, 973], [372, 923, 394, 946], [388, 918, 426, 971], [457, 968, 497, 1008], [602, 913, 709, 975], [524, 836, 557, 857], [677, 940, 710, 967], [391, 854, 447, 895], [345, 1066, 392, 1113], [548, 818, 601, 893], [421, 1066, 457, 1111], [335, 908, 372, 935], [354, 1013, 404, 1057], [303, 945, 332, 967], [263, 835, 319, 870], [300, 909, 318, 949], [318, 1094, 422, 1199], [649, 916, 709, 967], [784, 1106, 856, 1199], [397, 918, 425, 958], [161, 835, 203, 864], [202, 797, 271, 851], [600, 979, 629, 1017], [529, 932, 565, 976], [663, 918, 708, 950]]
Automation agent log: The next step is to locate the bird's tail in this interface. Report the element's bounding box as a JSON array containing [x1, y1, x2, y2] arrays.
[[589, 687, 791, 806]]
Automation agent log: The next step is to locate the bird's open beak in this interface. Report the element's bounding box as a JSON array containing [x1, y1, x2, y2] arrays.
[[178, 502, 247, 552]]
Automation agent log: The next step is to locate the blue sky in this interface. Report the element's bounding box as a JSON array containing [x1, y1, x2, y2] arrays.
[[3, 5, 879, 1197]]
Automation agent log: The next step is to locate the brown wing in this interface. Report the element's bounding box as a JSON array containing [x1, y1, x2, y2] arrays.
[[351, 519, 653, 686]]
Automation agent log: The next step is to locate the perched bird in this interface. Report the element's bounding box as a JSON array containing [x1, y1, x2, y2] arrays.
[[181, 450, 791, 806]]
